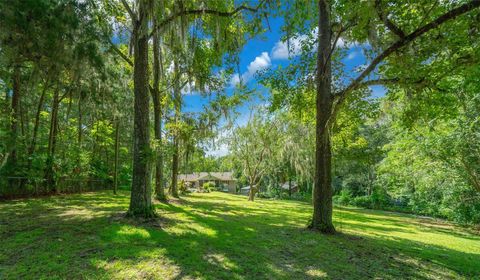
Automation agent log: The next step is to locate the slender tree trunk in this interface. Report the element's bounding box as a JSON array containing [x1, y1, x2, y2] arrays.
[[128, 1, 155, 217], [28, 78, 49, 168], [152, 18, 166, 201], [170, 136, 179, 198], [45, 87, 60, 193], [248, 182, 256, 201], [78, 95, 83, 146], [113, 118, 120, 195], [309, 0, 335, 234], [9, 64, 21, 169], [289, 177, 292, 197], [170, 61, 180, 198]]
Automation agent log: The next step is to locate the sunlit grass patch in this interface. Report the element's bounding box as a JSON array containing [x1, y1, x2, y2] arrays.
[[0, 191, 478, 279]]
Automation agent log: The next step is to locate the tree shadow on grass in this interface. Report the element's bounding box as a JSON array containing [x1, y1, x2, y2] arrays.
[[0, 191, 479, 279]]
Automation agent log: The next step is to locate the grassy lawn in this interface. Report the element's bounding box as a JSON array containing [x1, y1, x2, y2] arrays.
[[0, 191, 479, 279]]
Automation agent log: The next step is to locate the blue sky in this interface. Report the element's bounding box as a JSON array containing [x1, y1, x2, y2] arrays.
[[182, 15, 386, 156]]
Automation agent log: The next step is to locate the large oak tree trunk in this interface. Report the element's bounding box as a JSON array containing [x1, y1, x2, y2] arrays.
[[310, 0, 335, 234], [128, 1, 154, 217]]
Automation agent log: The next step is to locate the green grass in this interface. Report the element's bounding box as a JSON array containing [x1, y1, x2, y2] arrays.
[[0, 191, 479, 279]]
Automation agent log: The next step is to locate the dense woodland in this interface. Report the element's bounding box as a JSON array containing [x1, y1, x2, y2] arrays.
[[1, 0, 480, 235]]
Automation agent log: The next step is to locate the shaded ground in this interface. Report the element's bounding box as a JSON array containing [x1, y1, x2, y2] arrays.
[[0, 191, 479, 279]]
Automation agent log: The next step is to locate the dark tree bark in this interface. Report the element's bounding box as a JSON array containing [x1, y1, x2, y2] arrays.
[[113, 118, 120, 195], [152, 17, 166, 201], [309, 0, 335, 234], [127, 0, 155, 218]]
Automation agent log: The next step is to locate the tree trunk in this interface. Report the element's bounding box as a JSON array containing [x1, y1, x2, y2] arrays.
[[128, 1, 155, 218], [28, 78, 49, 168], [9, 64, 21, 169], [152, 18, 166, 201], [289, 177, 292, 197], [170, 136, 179, 198], [309, 0, 335, 234], [44, 87, 60, 193], [113, 118, 120, 195], [248, 183, 257, 201], [169, 61, 180, 198]]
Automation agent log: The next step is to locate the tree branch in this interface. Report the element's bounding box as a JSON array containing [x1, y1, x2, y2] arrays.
[[120, 0, 137, 22], [108, 40, 133, 67], [150, 0, 266, 37], [331, 0, 480, 125], [375, 0, 406, 38]]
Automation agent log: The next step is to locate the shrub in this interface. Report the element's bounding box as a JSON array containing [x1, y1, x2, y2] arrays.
[[203, 182, 215, 193], [352, 196, 373, 208], [334, 189, 353, 205], [179, 181, 190, 195]]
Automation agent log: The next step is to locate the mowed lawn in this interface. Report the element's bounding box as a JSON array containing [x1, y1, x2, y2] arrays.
[[0, 191, 479, 279]]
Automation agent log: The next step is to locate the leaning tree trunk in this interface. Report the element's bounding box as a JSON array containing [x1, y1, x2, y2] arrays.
[[310, 0, 335, 234], [128, 1, 154, 218], [152, 18, 166, 201]]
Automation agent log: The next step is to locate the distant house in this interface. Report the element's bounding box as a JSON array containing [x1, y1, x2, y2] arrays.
[[178, 172, 237, 193], [240, 185, 251, 195], [280, 182, 298, 193]]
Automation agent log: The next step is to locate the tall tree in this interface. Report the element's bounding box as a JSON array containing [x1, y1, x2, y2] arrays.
[[262, 0, 480, 233], [125, 0, 155, 217]]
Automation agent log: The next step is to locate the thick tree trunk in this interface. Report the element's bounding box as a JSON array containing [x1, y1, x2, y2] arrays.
[[152, 19, 166, 201], [113, 118, 120, 195], [310, 0, 335, 234], [128, 1, 155, 218]]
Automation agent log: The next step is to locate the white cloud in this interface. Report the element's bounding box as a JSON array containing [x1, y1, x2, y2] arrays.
[[246, 52, 271, 77], [229, 73, 241, 87], [347, 51, 357, 60], [271, 32, 312, 60], [230, 52, 271, 87]]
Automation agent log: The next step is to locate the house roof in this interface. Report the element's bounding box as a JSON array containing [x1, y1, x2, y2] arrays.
[[178, 172, 236, 182]]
